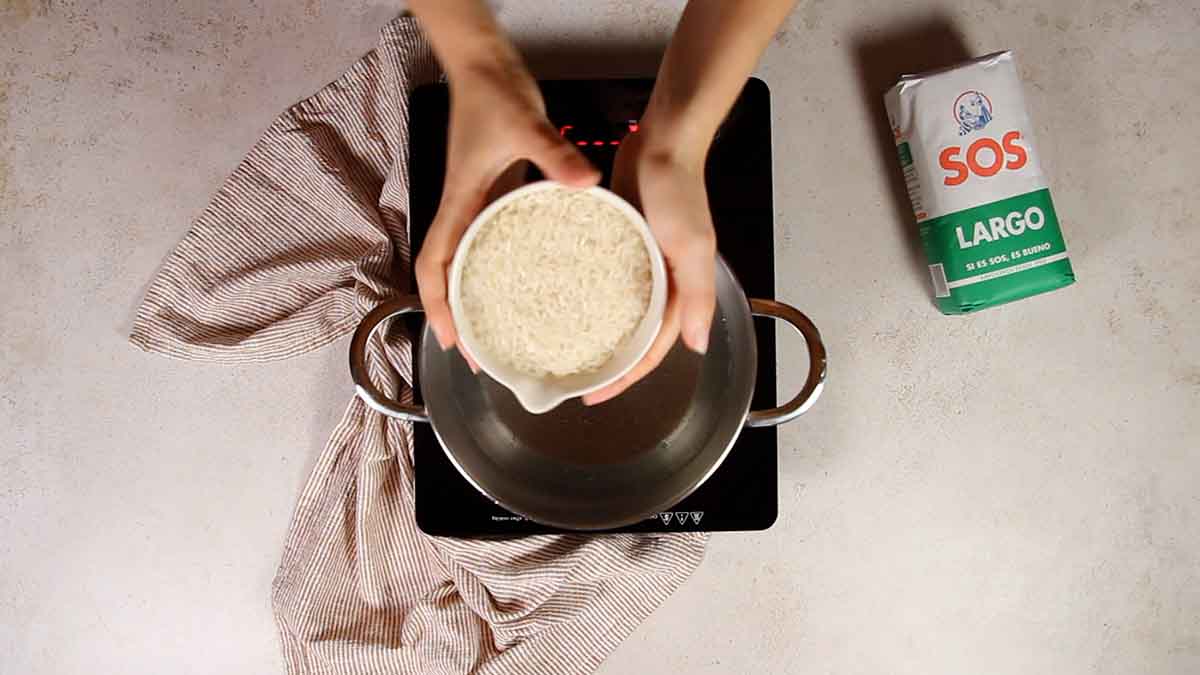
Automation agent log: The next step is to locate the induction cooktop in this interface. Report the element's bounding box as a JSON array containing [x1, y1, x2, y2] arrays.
[[407, 78, 777, 536]]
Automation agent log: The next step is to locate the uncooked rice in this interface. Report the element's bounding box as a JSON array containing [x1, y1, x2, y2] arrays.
[[459, 186, 652, 378]]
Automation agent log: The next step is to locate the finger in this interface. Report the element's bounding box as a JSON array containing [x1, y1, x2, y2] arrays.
[[527, 125, 601, 188], [456, 339, 480, 374], [582, 295, 682, 406], [650, 193, 717, 355], [671, 241, 717, 354], [415, 252, 458, 351], [418, 179, 489, 350]]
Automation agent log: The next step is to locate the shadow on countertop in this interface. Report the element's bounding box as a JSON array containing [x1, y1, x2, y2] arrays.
[[850, 16, 972, 295]]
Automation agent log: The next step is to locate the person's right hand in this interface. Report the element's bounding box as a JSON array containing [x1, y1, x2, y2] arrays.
[[414, 57, 601, 368]]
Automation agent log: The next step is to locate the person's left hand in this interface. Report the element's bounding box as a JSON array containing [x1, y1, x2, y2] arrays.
[[582, 126, 717, 405], [414, 56, 600, 371]]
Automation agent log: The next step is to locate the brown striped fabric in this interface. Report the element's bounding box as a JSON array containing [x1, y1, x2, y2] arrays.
[[130, 17, 708, 675]]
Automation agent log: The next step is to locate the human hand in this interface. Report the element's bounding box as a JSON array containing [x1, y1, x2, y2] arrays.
[[414, 57, 601, 368], [582, 125, 717, 405]]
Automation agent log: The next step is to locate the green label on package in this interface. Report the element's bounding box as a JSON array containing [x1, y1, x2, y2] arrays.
[[919, 188, 1074, 314]]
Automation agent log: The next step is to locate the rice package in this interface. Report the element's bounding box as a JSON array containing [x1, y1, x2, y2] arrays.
[[884, 51, 1075, 313]]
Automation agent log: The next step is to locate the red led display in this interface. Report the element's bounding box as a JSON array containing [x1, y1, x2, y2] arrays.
[[558, 121, 639, 147]]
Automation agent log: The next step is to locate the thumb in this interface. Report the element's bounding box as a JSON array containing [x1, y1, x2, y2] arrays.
[[527, 125, 601, 188], [674, 254, 717, 355], [676, 264, 710, 353]]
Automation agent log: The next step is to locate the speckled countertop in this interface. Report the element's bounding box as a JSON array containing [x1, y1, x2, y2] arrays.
[[2, 1, 1197, 673]]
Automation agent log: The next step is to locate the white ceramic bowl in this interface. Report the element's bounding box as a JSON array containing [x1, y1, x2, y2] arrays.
[[447, 180, 668, 414]]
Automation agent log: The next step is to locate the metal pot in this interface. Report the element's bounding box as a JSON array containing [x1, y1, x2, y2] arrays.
[[349, 258, 826, 531]]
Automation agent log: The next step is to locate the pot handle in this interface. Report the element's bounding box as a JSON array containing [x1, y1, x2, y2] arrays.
[[348, 296, 431, 423], [744, 298, 827, 428]]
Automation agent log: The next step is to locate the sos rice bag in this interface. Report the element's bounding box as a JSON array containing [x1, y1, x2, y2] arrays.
[[884, 51, 1075, 314]]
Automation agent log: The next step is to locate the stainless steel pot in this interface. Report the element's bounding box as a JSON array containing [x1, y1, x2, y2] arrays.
[[349, 258, 826, 531]]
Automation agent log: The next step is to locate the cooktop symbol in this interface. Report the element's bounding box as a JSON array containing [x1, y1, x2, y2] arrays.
[[690, 512, 704, 525], [660, 513, 673, 525]]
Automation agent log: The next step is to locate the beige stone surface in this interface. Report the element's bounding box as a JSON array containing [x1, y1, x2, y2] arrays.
[[2, 1, 1197, 674]]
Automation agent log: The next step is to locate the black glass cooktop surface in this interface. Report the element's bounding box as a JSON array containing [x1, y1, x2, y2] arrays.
[[408, 78, 776, 536]]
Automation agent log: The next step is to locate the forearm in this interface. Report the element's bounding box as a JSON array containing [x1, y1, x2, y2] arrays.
[[644, 0, 797, 165], [407, 0, 522, 79]]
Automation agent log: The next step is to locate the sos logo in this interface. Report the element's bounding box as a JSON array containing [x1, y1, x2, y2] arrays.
[[939, 130, 1028, 186]]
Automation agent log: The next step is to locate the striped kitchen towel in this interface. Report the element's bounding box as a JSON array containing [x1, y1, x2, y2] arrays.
[[130, 16, 707, 675]]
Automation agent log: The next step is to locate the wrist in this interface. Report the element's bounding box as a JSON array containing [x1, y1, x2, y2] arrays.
[[410, 0, 525, 84], [444, 45, 542, 113], [637, 97, 716, 170], [444, 34, 522, 78]]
